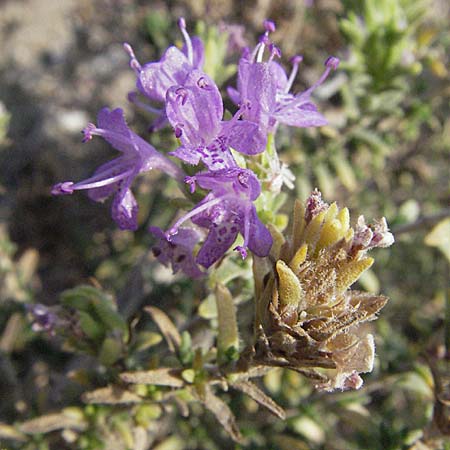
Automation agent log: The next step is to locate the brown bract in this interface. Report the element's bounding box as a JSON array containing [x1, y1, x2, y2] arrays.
[[251, 191, 392, 391]]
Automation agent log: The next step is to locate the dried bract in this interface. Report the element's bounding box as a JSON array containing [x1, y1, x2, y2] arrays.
[[252, 189, 394, 391]]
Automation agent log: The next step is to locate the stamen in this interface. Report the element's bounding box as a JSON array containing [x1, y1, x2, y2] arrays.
[[128, 92, 163, 115], [197, 76, 213, 90], [175, 87, 188, 105], [285, 55, 303, 94], [184, 176, 197, 193], [51, 181, 74, 195], [325, 56, 340, 70], [82, 123, 97, 142], [268, 44, 281, 62], [278, 55, 339, 113], [237, 171, 249, 188], [67, 168, 135, 192], [250, 42, 263, 63], [123, 43, 141, 74], [299, 55, 339, 97], [167, 196, 225, 237], [228, 102, 248, 126], [178, 17, 194, 65], [234, 245, 248, 259], [174, 123, 184, 138], [263, 20, 276, 33], [256, 34, 270, 63]]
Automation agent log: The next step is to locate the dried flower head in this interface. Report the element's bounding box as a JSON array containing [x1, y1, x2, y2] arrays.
[[252, 189, 394, 391]]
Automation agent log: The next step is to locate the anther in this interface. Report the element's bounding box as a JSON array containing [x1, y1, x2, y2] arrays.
[[177, 17, 194, 65], [197, 77, 212, 90], [269, 44, 282, 61], [290, 55, 303, 65], [51, 181, 74, 195], [82, 123, 97, 142], [237, 171, 249, 187], [263, 20, 276, 33], [174, 123, 184, 138], [184, 176, 197, 194], [175, 87, 188, 105], [259, 34, 271, 46], [325, 56, 340, 70], [123, 43, 141, 73]]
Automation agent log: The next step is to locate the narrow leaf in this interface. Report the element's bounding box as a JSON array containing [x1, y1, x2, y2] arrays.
[[120, 368, 184, 387], [144, 306, 181, 352], [231, 380, 285, 419], [82, 385, 143, 404], [198, 386, 243, 443], [20, 413, 87, 434], [215, 284, 239, 362]]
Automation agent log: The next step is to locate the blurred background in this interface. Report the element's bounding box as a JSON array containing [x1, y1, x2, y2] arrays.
[[0, 0, 448, 448]]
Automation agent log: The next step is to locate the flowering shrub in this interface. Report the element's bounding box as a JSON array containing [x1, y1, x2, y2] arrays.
[[40, 17, 397, 445], [5, 15, 416, 449]]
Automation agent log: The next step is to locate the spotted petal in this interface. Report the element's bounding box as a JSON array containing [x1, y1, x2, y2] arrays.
[[195, 221, 240, 268], [150, 226, 204, 278], [111, 177, 139, 230], [165, 70, 223, 148]]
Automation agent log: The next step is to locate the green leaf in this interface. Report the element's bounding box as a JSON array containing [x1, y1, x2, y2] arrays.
[[78, 311, 104, 341], [98, 336, 123, 366], [90, 296, 128, 340]]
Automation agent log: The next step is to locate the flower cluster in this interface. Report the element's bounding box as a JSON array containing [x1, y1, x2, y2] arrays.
[[252, 190, 394, 391], [52, 19, 338, 275]]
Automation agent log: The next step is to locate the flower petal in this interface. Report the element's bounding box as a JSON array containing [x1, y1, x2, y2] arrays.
[[269, 61, 288, 92], [274, 102, 328, 128], [165, 70, 223, 147], [246, 207, 273, 257], [139, 46, 192, 102], [237, 60, 277, 127], [183, 36, 205, 69], [222, 119, 267, 156], [226, 86, 241, 105], [169, 145, 202, 166], [195, 222, 239, 268], [150, 226, 205, 278], [96, 107, 156, 160], [111, 179, 139, 230]]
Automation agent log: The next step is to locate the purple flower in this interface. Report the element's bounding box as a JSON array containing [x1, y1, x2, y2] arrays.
[[166, 168, 272, 268], [52, 108, 184, 230], [27, 303, 59, 335], [149, 226, 205, 278], [227, 21, 339, 133], [124, 17, 204, 131], [166, 69, 266, 171]]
